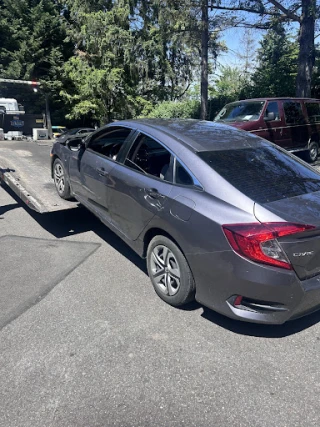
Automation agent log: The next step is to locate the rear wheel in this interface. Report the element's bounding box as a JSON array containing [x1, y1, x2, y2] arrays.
[[53, 158, 72, 200], [147, 235, 195, 306], [304, 141, 318, 163]]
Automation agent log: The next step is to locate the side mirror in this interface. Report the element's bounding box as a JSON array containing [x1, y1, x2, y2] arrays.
[[66, 137, 85, 151], [265, 112, 275, 121]]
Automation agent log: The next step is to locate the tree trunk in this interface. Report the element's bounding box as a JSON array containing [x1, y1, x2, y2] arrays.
[[296, 0, 315, 97], [45, 93, 53, 139], [200, 0, 208, 120]]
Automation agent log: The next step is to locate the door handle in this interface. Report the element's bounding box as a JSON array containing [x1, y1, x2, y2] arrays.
[[146, 188, 163, 199], [96, 167, 108, 177]]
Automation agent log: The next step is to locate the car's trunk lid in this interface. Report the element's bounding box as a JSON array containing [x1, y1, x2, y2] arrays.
[[255, 192, 320, 280]]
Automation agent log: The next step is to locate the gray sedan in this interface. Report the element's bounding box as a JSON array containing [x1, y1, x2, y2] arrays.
[[50, 119, 320, 324]]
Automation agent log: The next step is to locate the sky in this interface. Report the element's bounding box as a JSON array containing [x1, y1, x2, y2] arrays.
[[217, 27, 261, 69]]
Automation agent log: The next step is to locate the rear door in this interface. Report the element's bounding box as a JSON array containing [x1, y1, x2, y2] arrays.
[[305, 101, 320, 142], [107, 132, 174, 240]]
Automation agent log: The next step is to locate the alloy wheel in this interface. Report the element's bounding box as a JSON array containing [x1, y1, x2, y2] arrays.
[[310, 145, 318, 162], [54, 163, 65, 194], [150, 245, 181, 296]]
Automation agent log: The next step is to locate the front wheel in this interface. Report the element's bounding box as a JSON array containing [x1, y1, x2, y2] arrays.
[[304, 141, 318, 163], [53, 158, 72, 200], [147, 235, 195, 307]]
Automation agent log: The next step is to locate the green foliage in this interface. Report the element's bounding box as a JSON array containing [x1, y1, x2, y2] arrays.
[[61, 3, 135, 122], [212, 65, 247, 98], [1, 0, 317, 125], [0, 0, 70, 81], [144, 100, 200, 119], [0, 0, 72, 114], [61, 0, 203, 122], [249, 23, 298, 97]]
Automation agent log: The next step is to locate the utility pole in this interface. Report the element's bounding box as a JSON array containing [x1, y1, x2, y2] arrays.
[[0, 78, 52, 139]]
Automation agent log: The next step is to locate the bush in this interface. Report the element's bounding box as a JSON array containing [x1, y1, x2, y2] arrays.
[[143, 100, 200, 119]]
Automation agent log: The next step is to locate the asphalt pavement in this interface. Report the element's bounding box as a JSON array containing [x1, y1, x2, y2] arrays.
[[0, 141, 320, 427]]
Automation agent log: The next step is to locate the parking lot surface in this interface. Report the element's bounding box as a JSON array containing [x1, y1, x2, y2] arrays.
[[0, 142, 320, 427]]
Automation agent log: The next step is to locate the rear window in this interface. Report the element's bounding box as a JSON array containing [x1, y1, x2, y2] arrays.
[[198, 147, 320, 204]]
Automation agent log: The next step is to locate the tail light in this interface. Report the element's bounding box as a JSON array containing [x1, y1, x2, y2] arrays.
[[222, 222, 315, 270]]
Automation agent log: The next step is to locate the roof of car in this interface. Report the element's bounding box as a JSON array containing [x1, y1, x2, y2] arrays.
[[230, 97, 320, 102], [68, 127, 95, 132], [115, 118, 266, 152]]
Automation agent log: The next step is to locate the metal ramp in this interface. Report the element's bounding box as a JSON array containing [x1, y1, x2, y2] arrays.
[[0, 140, 77, 213]]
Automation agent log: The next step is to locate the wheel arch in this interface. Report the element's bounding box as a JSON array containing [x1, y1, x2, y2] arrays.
[[144, 227, 196, 305], [50, 154, 59, 178], [142, 227, 186, 260], [310, 132, 320, 144]]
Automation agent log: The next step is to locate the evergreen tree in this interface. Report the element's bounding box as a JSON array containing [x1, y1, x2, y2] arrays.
[[250, 24, 298, 97], [61, 0, 203, 122], [212, 65, 247, 98], [210, 0, 319, 97], [62, 0, 143, 123], [0, 0, 72, 115], [0, 0, 70, 82], [132, 0, 200, 102]]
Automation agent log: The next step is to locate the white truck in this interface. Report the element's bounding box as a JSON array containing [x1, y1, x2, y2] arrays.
[[0, 98, 24, 114], [0, 97, 44, 138]]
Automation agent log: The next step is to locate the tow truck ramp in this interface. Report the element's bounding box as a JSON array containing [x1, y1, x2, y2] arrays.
[[0, 141, 77, 213]]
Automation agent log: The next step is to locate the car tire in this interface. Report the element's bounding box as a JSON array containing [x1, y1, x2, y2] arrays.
[[147, 235, 195, 306], [304, 141, 318, 163], [53, 158, 72, 200]]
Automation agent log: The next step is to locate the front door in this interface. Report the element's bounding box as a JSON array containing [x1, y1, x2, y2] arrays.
[[69, 126, 134, 222], [254, 100, 287, 148]]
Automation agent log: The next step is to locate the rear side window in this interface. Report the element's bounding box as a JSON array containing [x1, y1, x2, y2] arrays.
[[283, 101, 305, 124], [198, 147, 320, 204], [306, 102, 320, 123], [175, 160, 194, 186], [125, 133, 173, 181]]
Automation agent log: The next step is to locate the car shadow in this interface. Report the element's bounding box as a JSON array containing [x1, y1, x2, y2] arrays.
[[180, 301, 320, 338], [1, 183, 147, 274], [3, 183, 320, 338], [0, 202, 20, 217]]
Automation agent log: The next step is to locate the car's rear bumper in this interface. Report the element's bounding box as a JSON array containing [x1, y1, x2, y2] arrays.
[[290, 276, 320, 320], [188, 250, 320, 324]]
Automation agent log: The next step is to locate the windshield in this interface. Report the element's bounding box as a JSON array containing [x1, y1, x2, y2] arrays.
[[198, 146, 320, 204], [215, 101, 265, 123], [56, 128, 68, 136]]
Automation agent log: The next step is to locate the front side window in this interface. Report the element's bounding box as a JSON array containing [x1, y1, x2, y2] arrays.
[[125, 134, 172, 181], [265, 101, 280, 120], [88, 127, 132, 160], [283, 102, 305, 124]]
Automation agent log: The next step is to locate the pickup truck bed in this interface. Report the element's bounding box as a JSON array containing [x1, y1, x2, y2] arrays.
[[0, 139, 77, 213]]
